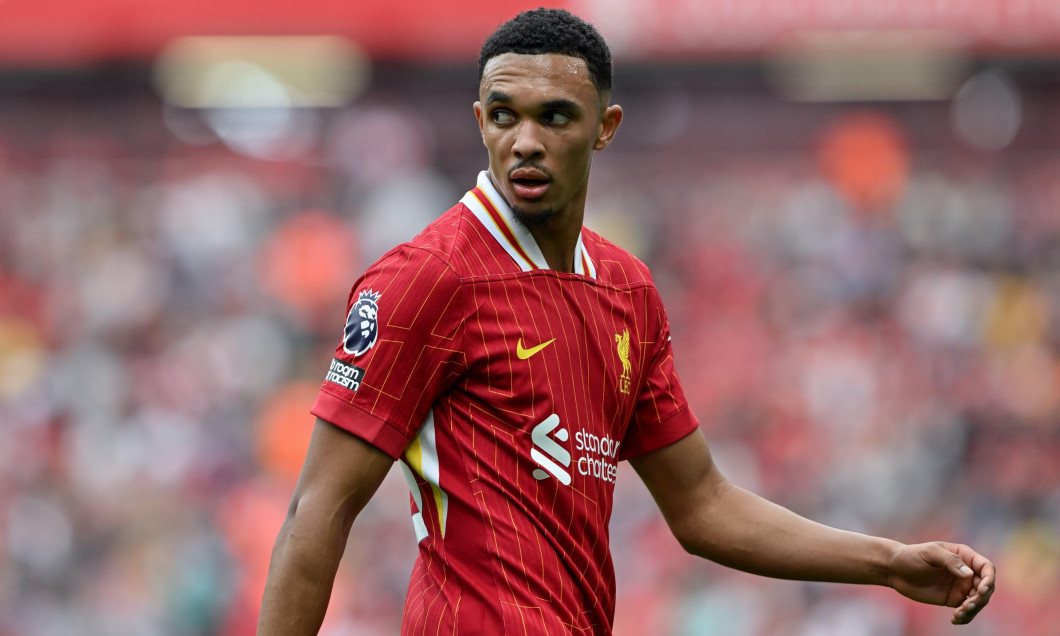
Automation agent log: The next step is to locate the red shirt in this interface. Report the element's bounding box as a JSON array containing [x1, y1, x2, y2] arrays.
[[312, 171, 699, 635]]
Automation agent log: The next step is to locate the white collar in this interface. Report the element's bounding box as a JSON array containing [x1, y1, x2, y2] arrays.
[[459, 171, 596, 277]]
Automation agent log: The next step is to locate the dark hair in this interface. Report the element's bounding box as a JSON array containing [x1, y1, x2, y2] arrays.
[[478, 8, 612, 94]]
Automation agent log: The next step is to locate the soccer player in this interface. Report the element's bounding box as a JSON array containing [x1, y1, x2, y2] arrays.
[[258, 9, 995, 635]]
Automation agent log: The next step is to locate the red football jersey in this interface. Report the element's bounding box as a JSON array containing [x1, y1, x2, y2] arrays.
[[312, 171, 699, 635]]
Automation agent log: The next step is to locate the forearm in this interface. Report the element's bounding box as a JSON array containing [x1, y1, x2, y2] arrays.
[[258, 506, 350, 635], [257, 420, 393, 634], [676, 479, 902, 586], [636, 432, 994, 624]]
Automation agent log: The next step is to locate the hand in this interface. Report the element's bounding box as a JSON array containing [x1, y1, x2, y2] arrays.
[[888, 541, 995, 625]]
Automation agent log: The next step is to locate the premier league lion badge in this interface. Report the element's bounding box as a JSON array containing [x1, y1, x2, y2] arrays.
[[343, 289, 381, 356]]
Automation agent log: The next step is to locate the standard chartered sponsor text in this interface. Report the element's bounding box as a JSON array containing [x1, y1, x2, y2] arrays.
[[574, 430, 620, 483]]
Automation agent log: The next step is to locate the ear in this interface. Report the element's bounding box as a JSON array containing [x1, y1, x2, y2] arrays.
[[473, 101, 486, 140], [594, 104, 623, 151]]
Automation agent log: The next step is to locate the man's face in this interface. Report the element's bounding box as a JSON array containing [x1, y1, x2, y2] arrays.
[[474, 53, 622, 227]]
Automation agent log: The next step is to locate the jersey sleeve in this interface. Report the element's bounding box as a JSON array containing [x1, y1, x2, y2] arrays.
[[619, 286, 699, 460], [311, 245, 467, 459]]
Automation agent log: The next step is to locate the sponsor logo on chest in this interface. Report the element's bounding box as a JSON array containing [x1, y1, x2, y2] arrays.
[[516, 322, 635, 486], [530, 414, 621, 486]]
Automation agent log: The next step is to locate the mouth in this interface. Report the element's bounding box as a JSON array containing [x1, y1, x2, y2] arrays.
[[510, 171, 551, 200]]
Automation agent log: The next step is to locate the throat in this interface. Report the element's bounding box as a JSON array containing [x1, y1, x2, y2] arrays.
[[526, 226, 580, 273]]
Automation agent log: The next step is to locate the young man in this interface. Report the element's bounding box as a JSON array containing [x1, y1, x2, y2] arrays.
[[259, 9, 994, 635]]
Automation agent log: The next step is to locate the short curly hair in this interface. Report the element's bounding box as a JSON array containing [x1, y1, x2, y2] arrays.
[[478, 8, 612, 94]]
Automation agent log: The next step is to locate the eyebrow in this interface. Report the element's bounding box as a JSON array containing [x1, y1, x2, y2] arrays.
[[484, 92, 583, 114], [542, 98, 582, 114], [484, 91, 511, 106]]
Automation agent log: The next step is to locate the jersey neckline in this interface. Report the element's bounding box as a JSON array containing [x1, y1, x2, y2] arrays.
[[460, 171, 597, 279]]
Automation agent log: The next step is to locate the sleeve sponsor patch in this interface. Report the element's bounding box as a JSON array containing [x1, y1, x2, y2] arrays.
[[325, 358, 366, 392]]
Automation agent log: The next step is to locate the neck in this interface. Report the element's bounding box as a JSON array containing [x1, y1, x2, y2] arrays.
[[522, 214, 582, 272], [487, 171, 586, 273]]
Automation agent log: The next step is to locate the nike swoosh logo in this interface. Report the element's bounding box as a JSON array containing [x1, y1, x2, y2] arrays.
[[516, 337, 556, 360]]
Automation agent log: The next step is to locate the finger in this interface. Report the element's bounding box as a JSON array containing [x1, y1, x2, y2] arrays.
[[944, 550, 975, 579], [944, 542, 995, 577], [975, 578, 996, 606], [953, 607, 969, 625], [976, 560, 996, 595], [959, 582, 994, 618], [952, 598, 984, 625], [942, 542, 997, 589], [960, 579, 994, 617], [937, 542, 996, 619], [961, 551, 996, 601], [958, 597, 987, 627]]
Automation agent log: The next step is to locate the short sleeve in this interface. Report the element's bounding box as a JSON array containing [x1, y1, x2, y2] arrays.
[[618, 287, 699, 460], [311, 245, 467, 459]]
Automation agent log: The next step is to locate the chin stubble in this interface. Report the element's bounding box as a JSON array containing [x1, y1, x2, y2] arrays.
[[510, 204, 559, 229]]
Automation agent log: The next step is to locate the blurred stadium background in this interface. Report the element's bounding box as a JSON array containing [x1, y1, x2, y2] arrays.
[[1, 1, 1059, 634]]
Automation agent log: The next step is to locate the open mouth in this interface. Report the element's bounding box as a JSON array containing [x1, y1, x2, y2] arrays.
[[511, 177, 550, 199]]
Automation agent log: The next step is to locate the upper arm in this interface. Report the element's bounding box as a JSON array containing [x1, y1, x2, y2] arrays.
[[629, 429, 727, 547], [311, 247, 466, 459], [286, 417, 394, 532]]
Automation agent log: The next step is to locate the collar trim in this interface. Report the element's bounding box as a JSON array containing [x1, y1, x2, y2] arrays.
[[460, 171, 595, 278]]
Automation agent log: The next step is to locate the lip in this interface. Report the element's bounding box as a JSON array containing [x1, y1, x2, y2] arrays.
[[511, 167, 549, 181], [511, 179, 550, 200], [509, 168, 551, 200]]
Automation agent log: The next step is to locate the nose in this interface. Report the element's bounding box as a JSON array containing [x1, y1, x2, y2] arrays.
[[511, 120, 545, 160]]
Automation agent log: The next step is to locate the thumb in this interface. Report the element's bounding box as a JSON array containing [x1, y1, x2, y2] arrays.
[[938, 547, 974, 578]]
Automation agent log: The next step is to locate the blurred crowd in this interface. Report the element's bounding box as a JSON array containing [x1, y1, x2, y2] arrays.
[[1, 64, 1058, 636]]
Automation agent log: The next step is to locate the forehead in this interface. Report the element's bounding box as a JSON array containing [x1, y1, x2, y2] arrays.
[[479, 53, 597, 102]]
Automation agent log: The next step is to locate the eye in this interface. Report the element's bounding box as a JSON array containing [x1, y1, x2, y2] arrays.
[[491, 109, 515, 125], [543, 111, 573, 126]]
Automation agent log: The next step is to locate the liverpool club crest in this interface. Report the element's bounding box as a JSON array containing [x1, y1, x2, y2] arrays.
[[614, 329, 632, 395]]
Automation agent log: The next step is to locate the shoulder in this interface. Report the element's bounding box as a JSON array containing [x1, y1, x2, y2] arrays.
[[581, 227, 655, 289], [400, 203, 469, 261], [366, 203, 472, 276], [382, 202, 502, 278], [352, 207, 474, 313]]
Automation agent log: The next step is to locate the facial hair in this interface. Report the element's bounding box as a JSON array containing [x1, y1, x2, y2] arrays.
[[510, 204, 559, 229], [505, 160, 558, 228]]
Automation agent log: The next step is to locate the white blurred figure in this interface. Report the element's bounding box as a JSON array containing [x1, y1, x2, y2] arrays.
[[952, 69, 1022, 153]]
